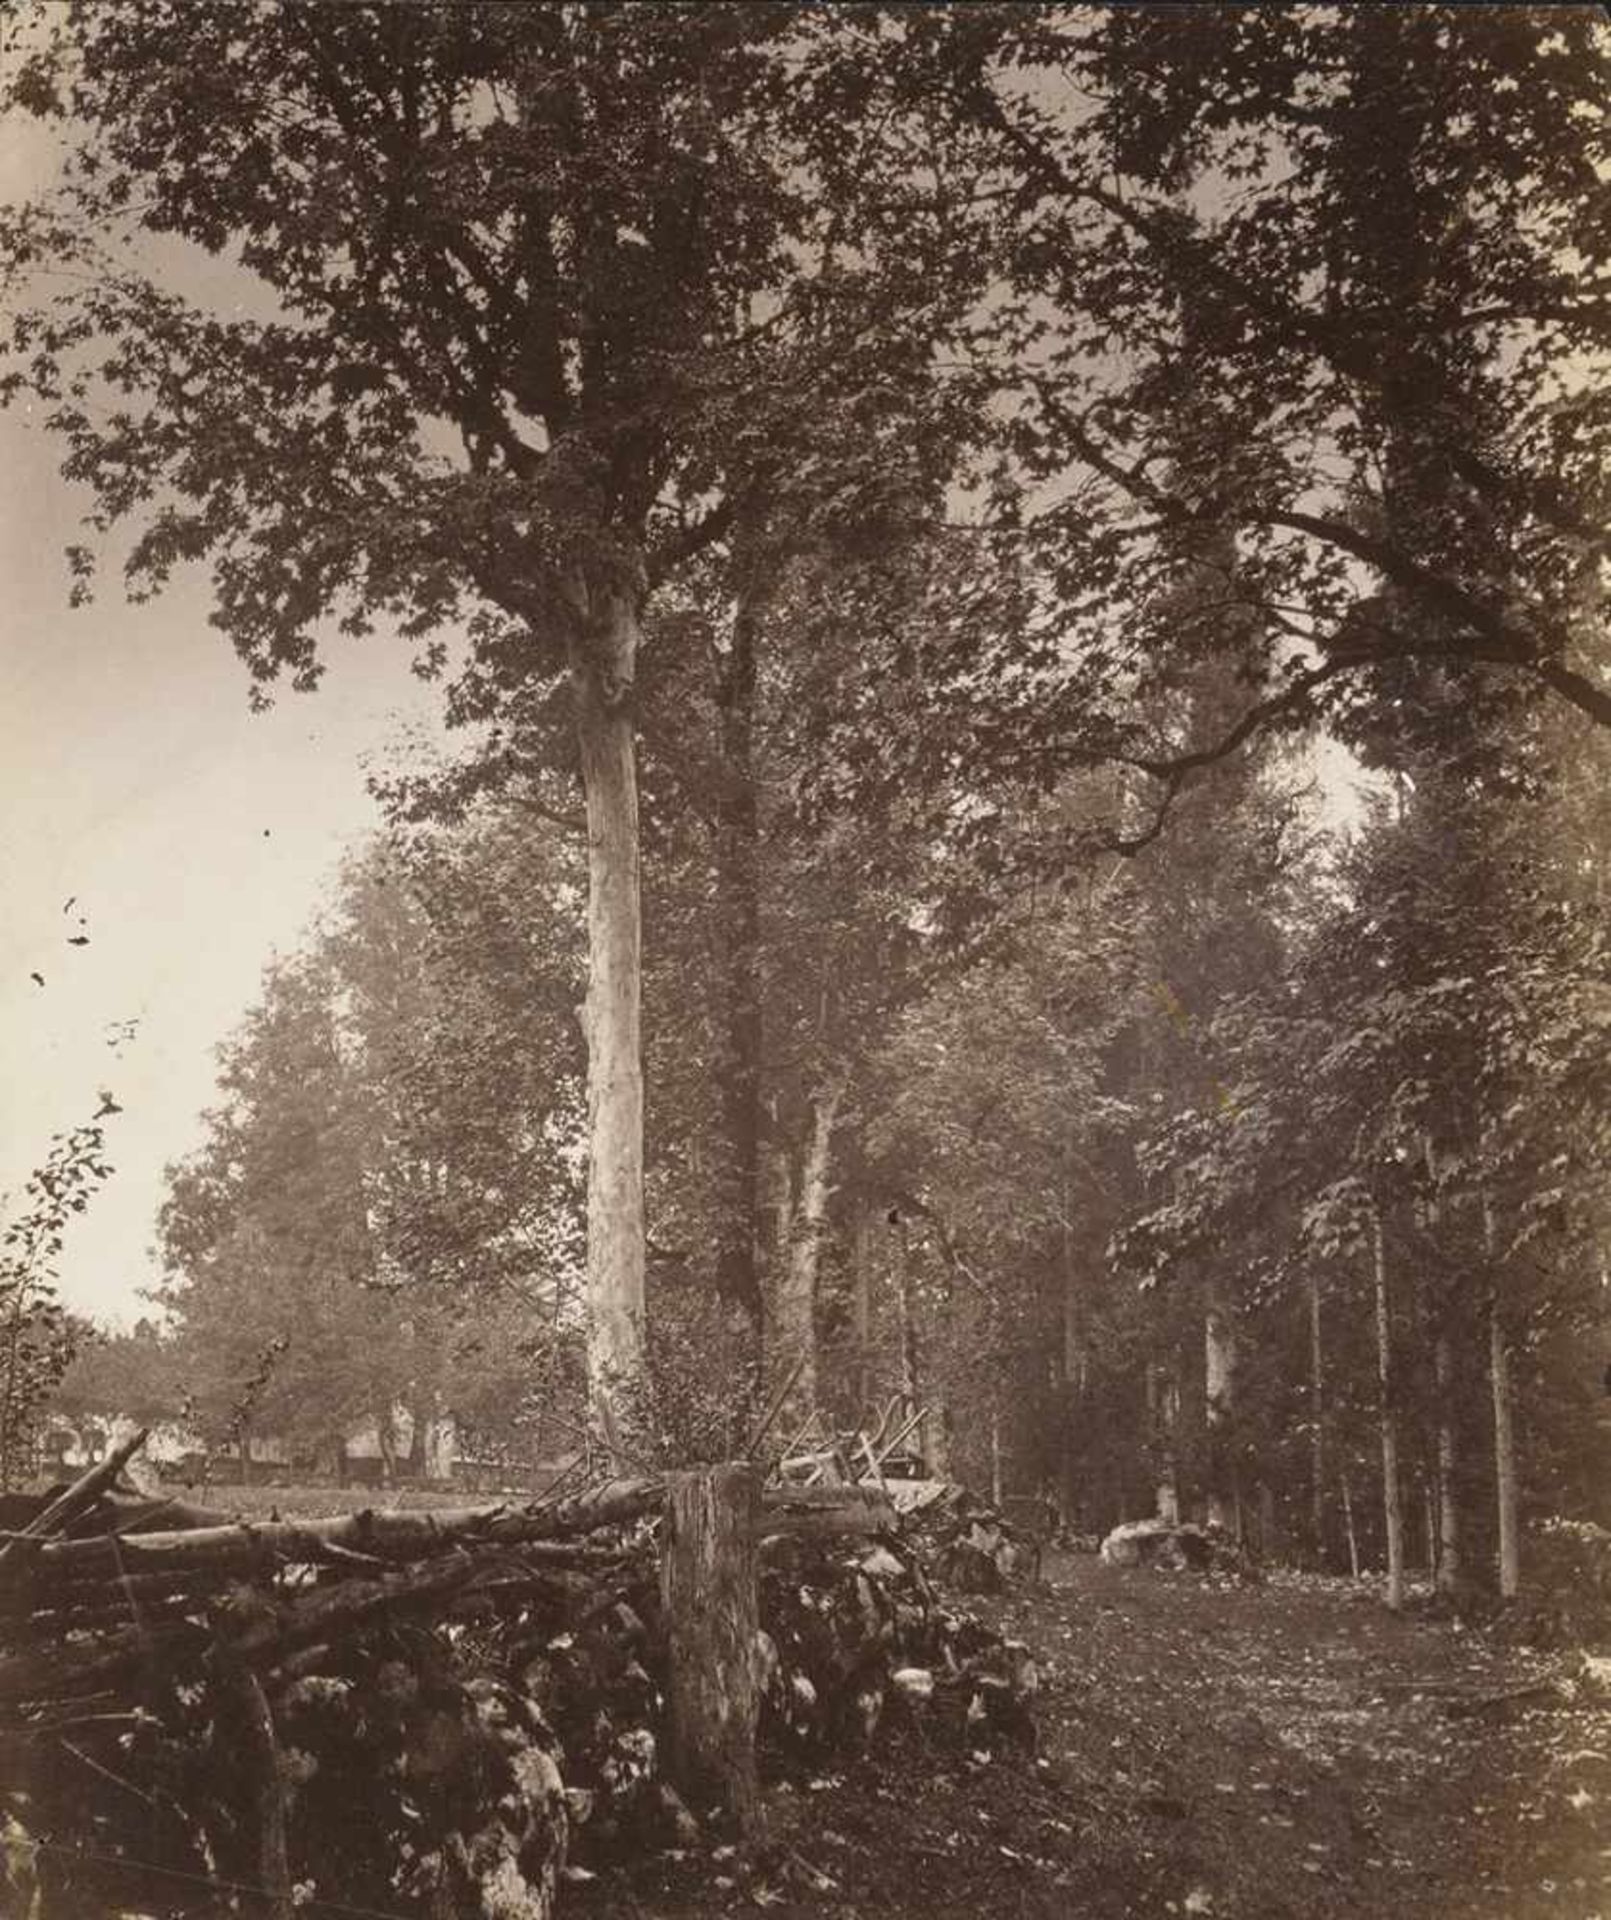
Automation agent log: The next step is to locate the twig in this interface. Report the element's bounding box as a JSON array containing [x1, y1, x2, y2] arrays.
[[57, 1736, 162, 1810], [861, 1392, 906, 1456], [525, 1449, 589, 1513], [311, 1540, 388, 1571], [857, 1432, 891, 1499], [771, 1413, 828, 1477], [0, 1710, 145, 1742], [742, 1354, 808, 1460], [787, 1846, 841, 1891], [21, 1837, 413, 1919], [873, 1407, 927, 1471], [534, 1407, 659, 1480]]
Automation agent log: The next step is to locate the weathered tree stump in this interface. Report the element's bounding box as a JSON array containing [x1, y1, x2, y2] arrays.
[[661, 1464, 762, 1834]]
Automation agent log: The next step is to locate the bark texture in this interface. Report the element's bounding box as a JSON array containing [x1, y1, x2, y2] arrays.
[[1371, 1204, 1405, 1610], [1059, 1173, 1089, 1529], [1433, 1326, 1460, 1594], [229, 1666, 294, 1920], [1485, 1192, 1520, 1599], [775, 1074, 845, 1427], [1147, 1357, 1181, 1526], [661, 1465, 762, 1834], [572, 584, 646, 1443], [851, 1205, 875, 1417], [1309, 1271, 1326, 1561], [1204, 1282, 1238, 1533], [712, 584, 765, 1340]]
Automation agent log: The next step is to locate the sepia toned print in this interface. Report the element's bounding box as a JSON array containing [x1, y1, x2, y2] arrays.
[[1, 7, 1606, 1915]]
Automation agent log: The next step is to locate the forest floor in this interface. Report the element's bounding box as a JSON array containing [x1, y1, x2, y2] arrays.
[[576, 1548, 1611, 1920]]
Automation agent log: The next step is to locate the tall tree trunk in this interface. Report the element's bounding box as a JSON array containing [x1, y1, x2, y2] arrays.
[[1483, 1191, 1521, 1598], [571, 585, 646, 1447], [774, 1074, 845, 1428], [711, 585, 765, 1346], [1309, 1270, 1327, 1564], [925, 1397, 951, 1480], [1146, 1356, 1181, 1525], [1371, 1202, 1406, 1610], [759, 1140, 792, 1349], [1059, 1170, 1088, 1529], [1203, 1279, 1237, 1533], [1257, 1481, 1277, 1560], [1423, 1135, 1459, 1596]]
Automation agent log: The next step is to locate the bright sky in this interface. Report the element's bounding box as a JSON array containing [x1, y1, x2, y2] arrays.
[[0, 399, 454, 1325], [0, 97, 457, 1326]]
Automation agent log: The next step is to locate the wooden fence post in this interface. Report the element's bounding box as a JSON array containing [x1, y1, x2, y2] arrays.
[[662, 1463, 762, 1834]]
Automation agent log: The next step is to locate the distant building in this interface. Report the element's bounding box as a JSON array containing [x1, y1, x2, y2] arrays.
[[340, 1407, 458, 1483], [40, 1406, 457, 1486]]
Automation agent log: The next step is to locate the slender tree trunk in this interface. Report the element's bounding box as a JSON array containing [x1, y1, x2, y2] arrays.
[[711, 586, 765, 1346], [1341, 1472, 1361, 1579], [1204, 1280, 1237, 1532], [571, 585, 646, 1445], [376, 1406, 397, 1490], [1371, 1203, 1405, 1610], [989, 1401, 1004, 1506], [851, 1205, 875, 1418], [1421, 1474, 1437, 1580], [775, 1073, 845, 1428], [1483, 1192, 1521, 1599], [894, 1211, 921, 1460], [1433, 1326, 1460, 1594], [1309, 1270, 1326, 1564]]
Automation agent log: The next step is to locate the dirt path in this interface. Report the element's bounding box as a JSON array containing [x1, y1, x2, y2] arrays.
[[1009, 1552, 1611, 1920], [583, 1551, 1611, 1919]]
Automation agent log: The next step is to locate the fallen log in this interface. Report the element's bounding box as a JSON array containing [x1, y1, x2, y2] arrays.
[[14, 1479, 887, 1607], [0, 1550, 621, 1707], [10, 1476, 666, 1589], [0, 1428, 149, 1570], [0, 1457, 1044, 1919], [759, 1483, 896, 1538], [0, 1616, 207, 1707]]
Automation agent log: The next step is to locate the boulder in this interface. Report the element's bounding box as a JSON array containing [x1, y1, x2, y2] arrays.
[[1099, 1518, 1250, 1575]]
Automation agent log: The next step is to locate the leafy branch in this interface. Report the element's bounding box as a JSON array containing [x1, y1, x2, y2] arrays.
[[0, 1121, 116, 1488]]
